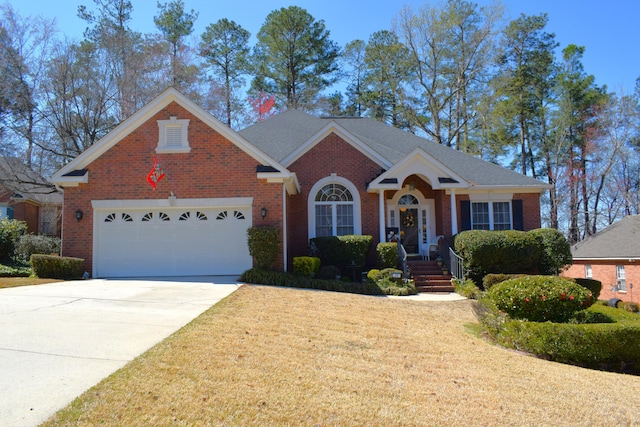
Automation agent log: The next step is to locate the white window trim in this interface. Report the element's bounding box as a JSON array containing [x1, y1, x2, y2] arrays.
[[471, 201, 513, 230], [308, 174, 361, 238], [616, 265, 627, 292], [585, 264, 592, 279], [157, 116, 191, 153]]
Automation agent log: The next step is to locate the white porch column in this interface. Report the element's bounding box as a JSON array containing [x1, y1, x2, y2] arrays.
[[450, 189, 458, 235], [282, 183, 288, 271], [378, 190, 386, 243]]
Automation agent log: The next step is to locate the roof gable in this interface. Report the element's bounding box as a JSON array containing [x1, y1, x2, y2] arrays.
[[51, 88, 290, 187]]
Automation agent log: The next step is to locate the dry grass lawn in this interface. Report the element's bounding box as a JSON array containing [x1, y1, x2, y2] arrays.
[[0, 277, 61, 289], [44, 285, 640, 426]]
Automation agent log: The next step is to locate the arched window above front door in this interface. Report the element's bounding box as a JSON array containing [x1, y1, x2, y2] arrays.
[[399, 194, 419, 205], [308, 176, 361, 238]]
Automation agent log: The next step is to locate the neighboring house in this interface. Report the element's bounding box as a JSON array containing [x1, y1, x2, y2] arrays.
[[51, 88, 549, 278], [0, 157, 62, 236], [562, 215, 640, 305]]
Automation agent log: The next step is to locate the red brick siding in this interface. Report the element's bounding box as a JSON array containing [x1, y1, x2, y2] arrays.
[[13, 202, 40, 234], [287, 133, 383, 268], [61, 102, 283, 273], [563, 261, 640, 305]]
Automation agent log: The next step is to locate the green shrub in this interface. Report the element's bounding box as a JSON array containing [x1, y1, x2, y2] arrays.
[[453, 278, 482, 299], [498, 321, 640, 374], [318, 265, 341, 280], [482, 273, 522, 291], [376, 242, 397, 268], [455, 230, 541, 285], [0, 261, 32, 277], [30, 254, 84, 279], [292, 256, 320, 277], [572, 278, 602, 300], [488, 275, 595, 323], [309, 235, 373, 268], [339, 235, 373, 266], [0, 218, 27, 262], [247, 226, 280, 269], [309, 236, 347, 268], [16, 234, 61, 261], [239, 268, 384, 295], [365, 268, 416, 296], [528, 228, 572, 275]]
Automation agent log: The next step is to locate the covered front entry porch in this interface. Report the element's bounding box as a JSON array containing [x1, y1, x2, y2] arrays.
[[385, 183, 439, 258], [367, 148, 465, 254]]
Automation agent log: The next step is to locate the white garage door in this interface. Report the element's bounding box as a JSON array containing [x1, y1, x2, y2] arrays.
[[93, 202, 252, 278]]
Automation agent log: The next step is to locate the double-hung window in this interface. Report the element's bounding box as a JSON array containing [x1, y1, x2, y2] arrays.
[[616, 265, 626, 292], [471, 201, 512, 230]]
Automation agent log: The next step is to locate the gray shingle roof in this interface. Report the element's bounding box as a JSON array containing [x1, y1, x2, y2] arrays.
[[571, 215, 640, 259], [0, 157, 62, 205], [239, 110, 547, 188]]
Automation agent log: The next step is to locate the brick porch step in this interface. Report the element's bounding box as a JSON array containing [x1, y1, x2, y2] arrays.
[[407, 260, 455, 293]]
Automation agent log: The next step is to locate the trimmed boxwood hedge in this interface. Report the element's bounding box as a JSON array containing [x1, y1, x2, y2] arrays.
[[498, 320, 640, 374], [240, 268, 384, 295], [455, 230, 541, 284], [309, 235, 373, 268], [30, 254, 84, 279]]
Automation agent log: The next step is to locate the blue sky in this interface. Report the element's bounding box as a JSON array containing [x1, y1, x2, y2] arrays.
[[9, 0, 640, 93]]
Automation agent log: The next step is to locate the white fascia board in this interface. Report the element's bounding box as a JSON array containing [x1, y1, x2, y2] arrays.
[[281, 122, 391, 169], [51, 173, 89, 187], [257, 171, 300, 195], [458, 184, 552, 195], [367, 147, 468, 191]]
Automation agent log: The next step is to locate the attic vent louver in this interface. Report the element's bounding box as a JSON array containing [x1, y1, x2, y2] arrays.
[[157, 116, 191, 153]]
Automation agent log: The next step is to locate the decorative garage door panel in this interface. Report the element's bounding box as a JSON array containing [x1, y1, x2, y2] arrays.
[[94, 207, 251, 277]]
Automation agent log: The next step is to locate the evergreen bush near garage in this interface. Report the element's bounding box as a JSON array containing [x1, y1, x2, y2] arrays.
[[30, 254, 84, 279], [247, 226, 280, 269]]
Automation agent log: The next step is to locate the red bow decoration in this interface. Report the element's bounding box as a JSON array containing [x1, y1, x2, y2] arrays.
[[146, 156, 165, 189]]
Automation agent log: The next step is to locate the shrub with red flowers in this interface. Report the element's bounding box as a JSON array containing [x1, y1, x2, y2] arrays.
[[488, 275, 594, 323]]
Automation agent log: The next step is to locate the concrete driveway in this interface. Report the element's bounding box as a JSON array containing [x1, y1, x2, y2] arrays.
[[0, 277, 241, 427]]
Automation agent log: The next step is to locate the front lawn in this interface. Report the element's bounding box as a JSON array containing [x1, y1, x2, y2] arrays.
[[0, 276, 63, 289], [43, 285, 640, 426]]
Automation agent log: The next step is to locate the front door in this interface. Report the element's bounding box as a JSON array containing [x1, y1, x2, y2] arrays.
[[400, 208, 419, 254]]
